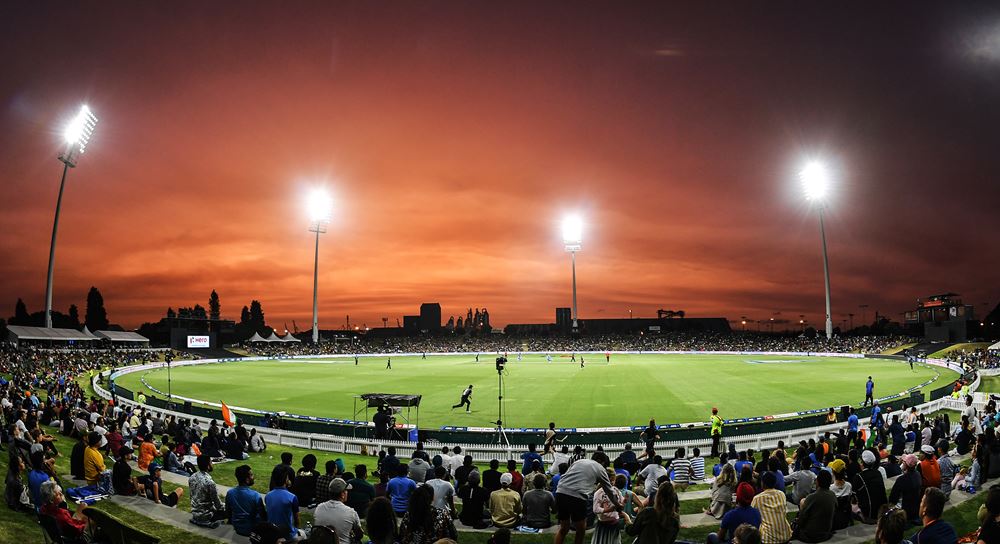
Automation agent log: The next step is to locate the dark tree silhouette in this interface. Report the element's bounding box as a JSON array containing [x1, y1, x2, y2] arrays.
[[240, 305, 250, 324], [167, 307, 176, 318], [68, 304, 80, 328], [12, 298, 30, 325], [208, 290, 221, 320], [85, 287, 109, 330]]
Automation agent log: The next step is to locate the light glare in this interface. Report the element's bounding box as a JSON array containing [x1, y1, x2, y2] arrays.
[[306, 188, 333, 223], [63, 105, 98, 154], [800, 161, 830, 202], [562, 214, 583, 245]]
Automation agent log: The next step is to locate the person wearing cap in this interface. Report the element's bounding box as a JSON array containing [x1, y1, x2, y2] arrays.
[[314, 477, 363, 544], [707, 482, 761, 544], [889, 454, 922, 524], [918, 445, 941, 492], [860, 450, 888, 515], [144, 462, 184, 507], [190, 454, 227, 526], [112, 445, 140, 496], [711, 408, 724, 458], [490, 471, 522, 528], [226, 465, 264, 537]]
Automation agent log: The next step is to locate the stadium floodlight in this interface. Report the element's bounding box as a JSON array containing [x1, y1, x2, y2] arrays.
[[44, 105, 99, 328], [561, 214, 583, 331], [799, 160, 834, 340], [307, 188, 332, 344]]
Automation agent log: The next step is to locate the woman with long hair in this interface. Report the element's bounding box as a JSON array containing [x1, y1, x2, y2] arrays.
[[398, 484, 457, 544], [706, 463, 736, 518], [625, 481, 679, 544], [365, 497, 398, 544]]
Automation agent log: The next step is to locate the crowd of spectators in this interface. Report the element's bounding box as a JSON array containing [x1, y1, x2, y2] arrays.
[[3, 337, 997, 544], [241, 332, 911, 359], [946, 348, 1000, 371]]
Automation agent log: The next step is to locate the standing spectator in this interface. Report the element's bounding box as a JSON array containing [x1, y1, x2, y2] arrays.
[[908, 488, 956, 544], [189, 455, 226, 526], [889, 454, 922, 524], [457, 471, 491, 529], [398, 485, 457, 544], [226, 465, 264, 537], [711, 408, 724, 458], [793, 470, 836, 543], [554, 452, 617, 544], [624, 481, 680, 544], [346, 464, 377, 518], [522, 473, 556, 529], [314, 478, 363, 544], [490, 472, 522, 528], [387, 465, 417, 516], [265, 466, 304, 541], [751, 472, 791, 544], [707, 483, 761, 544], [365, 497, 399, 544]]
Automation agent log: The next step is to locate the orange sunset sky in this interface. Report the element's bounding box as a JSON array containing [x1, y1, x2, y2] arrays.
[[1, 2, 998, 330]]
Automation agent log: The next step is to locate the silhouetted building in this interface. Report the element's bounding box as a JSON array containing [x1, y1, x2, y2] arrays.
[[403, 315, 420, 331], [420, 303, 441, 331], [556, 307, 572, 332], [905, 293, 978, 342]]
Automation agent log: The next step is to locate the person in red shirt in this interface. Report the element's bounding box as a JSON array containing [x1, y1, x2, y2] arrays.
[[38, 481, 90, 539], [506, 460, 524, 494]]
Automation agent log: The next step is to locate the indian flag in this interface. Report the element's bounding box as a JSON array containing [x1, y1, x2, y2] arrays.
[[221, 400, 234, 427]]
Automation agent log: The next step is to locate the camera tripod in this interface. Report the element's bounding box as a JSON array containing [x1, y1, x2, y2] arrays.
[[495, 367, 510, 446]]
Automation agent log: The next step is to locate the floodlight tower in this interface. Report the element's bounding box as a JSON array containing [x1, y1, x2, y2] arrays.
[[307, 189, 332, 343], [561, 215, 583, 331], [800, 161, 834, 340], [45, 105, 98, 328]]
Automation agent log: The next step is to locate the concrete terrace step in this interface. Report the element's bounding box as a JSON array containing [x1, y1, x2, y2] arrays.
[[109, 494, 248, 543]]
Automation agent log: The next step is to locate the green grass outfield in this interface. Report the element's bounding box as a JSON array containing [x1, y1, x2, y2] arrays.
[[114, 353, 953, 429]]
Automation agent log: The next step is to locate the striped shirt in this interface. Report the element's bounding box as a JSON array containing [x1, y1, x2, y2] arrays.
[[669, 457, 692, 485], [690, 457, 705, 481], [751, 488, 791, 544]]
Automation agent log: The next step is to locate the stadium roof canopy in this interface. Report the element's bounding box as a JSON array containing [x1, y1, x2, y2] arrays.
[[6, 325, 99, 342], [990, 340, 1000, 351], [265, 332, 282, 342], [281, 333, 301, 343], [94, 330, 150, 343], [248, 332, 268, 342]]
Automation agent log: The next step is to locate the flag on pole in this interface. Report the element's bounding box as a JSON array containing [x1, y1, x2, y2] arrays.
[[221, 400, 234, 427]]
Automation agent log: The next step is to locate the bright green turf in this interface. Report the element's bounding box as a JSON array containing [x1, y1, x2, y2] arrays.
[[114, 353, 952, 428]]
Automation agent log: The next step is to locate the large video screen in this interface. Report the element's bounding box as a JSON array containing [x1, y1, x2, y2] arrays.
[[186, 335, 210, 348]]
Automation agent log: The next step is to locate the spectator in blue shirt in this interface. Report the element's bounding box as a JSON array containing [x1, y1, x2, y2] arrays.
[[864, 377, 874, 407], [226, 464, 264, 537], [733, 451, 752, 476], [265, 466, 303, 541], [520, 443, 545, 475], [28, 451, 52, 511], [386, 464, 416, 515], [871, 402, 883, 429], [707, 482, 761, 544], [847, 407, 860, 443]]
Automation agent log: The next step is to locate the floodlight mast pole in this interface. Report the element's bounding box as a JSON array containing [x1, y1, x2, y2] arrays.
[[818, 206, 833, 339], [309, 221, 327, 343], [45, 105, 98, 328], [570, 249, 578, 330]]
